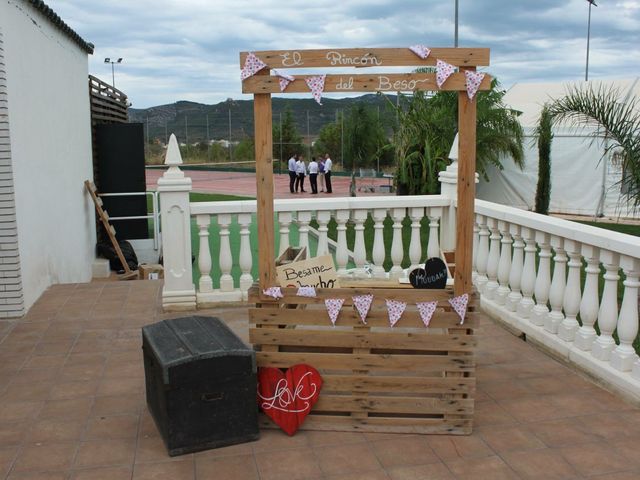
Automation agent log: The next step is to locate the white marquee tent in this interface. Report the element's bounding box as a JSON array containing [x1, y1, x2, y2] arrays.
[[476, 78, 640, 218]]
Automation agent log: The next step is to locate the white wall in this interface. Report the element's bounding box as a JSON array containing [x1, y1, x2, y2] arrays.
[[0, 1, 95, 311]]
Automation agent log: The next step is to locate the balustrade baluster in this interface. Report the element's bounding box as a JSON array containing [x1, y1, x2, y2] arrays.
[[612, 256, 640, 372], [352, 209, 368, 277], [591, 251, 620, 359], [237, 213, 253, 300], [409, 207, 424, 272], [506, 224, 523, 312], [316, 210, 331, 256], [531, 232, 551, 326], [558, 240, 582, 342], [196, 214, 213, 293], [484, 218, 500, 300], [545, 236, 567, 334], [495, 221, 512, 305], [371, 209, 387, 278], [389, 208, 405, 278], [427, 207, 442, 260], [475, 215, 489, 294], [472, 218, 479, 285], [335, 209, 350, 275], [278, 211, 292, 256], [517, 228, 536, 319], [575, 245, 600, 350], [217, 213, 234, 292], [297, 211, 312, 254]]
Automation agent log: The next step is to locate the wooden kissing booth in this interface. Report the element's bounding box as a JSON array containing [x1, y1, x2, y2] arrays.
[[242, 47, 490, 434]]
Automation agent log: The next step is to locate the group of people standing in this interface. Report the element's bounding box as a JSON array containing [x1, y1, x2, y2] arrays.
[[288, 153, 333, 194]]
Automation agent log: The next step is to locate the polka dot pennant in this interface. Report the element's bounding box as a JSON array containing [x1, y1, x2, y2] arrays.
[[325, 298, 345, 326], [409, 44, 431, 59], [274, 70, 295, 92], [296, 286, 316, 298], [263, 286, 283, 299], [465, 70, 485, 100], [305, 74, 326, 105], [416, 301, 438, 328], [448, 293, 469, 324], [436, 59, 456, 89], [241, 52, 267, 81], [386, 299, 407, 327], [352, 294, 374, 325]]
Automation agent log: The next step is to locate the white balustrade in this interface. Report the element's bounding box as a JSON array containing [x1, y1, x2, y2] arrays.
[[531, 232, 551, 326], [574, 245, 600, 350], [352, 209, 368, 276], [475, 215, 489, 294], [297, 211, 312, 253], [389, 208, 405, 278], [558, 240, 582, 342], [545, 236, 567, 334], [612, 256, 640, 372], [278, 211, 293, 256], [591, 250, 620, 360], [196, 214, 213, 293], [427, 207, 442, 260], [316, 210, 331, 256], [371, 209, 387, 278], [238, 213, 253, 300], [495, 221, 512, 306], [335, 209, 350, 275], [409, 207, 423, 271], [217, 213, 234, 293], [517, 227, 536, 319], [484, 218, 500, 301], [506, 224, 524, 312]]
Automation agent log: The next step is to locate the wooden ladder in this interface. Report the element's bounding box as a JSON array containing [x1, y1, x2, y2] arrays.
[[85, 180, 138, 280]]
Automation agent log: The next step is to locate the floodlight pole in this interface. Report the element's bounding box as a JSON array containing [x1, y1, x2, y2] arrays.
[[585, 0, 597, 81], [454, 0, 459, 47], [104, 58, 123, 88]]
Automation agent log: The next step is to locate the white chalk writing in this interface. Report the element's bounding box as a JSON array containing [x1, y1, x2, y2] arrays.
[[326, 51, 382, 66], [279, 51, 303, 67], [377, 76, 429, 91], [258, 371, 318, 413], [336, 77, 354, 90]]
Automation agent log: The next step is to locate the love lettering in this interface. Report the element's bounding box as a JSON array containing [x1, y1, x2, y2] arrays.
[[258, 371, 318, 413]]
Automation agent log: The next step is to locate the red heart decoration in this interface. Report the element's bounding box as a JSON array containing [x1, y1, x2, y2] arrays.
[[257, 364, 323, 436]]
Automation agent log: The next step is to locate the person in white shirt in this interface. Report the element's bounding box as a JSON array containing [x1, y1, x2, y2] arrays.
[[324, 154, 333, 193], [295, 156, 307, 193], [308, 157, 319, 194], [287, 154, 298, 193]]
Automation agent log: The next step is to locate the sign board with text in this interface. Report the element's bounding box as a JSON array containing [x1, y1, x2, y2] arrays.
[[276, 254, 340, 289]]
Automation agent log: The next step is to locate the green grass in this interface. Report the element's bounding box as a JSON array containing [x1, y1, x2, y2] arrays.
[[578, 221, 640, 237]]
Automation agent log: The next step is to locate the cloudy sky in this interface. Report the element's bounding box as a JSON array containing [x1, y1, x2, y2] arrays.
[[46, 0, 640, 108]]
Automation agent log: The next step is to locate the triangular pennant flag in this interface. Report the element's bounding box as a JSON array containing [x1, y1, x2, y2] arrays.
[[325, 298, 345, 326], [352, 294, 374, 324], [465, 70, 485, 100], [305, 74, 326, 105], [386, 299, 407, 327], [416, 301, 438, 327], [297, 286, 316, 297], [274, 70, 295, 92], [241, 52, 267, 80], [436, 59, 456, 89], [409, 44, 431, 59], [263, 286, 283, 299], [449, 293, 469, 324]]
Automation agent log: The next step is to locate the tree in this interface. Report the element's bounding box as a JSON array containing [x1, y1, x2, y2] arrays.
[[534, 105, 553, 215], [547, 84, 640, 210], [343, 104, 387, 172], [234, 137, 255, 161], [272, 106, 303, 163], [313, 112, 343, 164]]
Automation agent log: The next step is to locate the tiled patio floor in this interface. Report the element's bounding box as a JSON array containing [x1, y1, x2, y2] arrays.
[[1, 281, 639, 480]]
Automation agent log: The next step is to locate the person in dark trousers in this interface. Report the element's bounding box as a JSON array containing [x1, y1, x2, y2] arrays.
[[324, 153, 333, 193], [295, 155, 307, 192], [288, 154, 298, 193], [308, 157, 319, 194]]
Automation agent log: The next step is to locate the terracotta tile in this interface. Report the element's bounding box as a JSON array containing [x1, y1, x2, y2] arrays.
[[314, 442, 381, 476], [39, 398, 93, 421], [91, 395, 144, 416], [0, 446, 18, 477], [548, 392, 608, 417], [134, 435, 180, 463], [610, 437, 640, 470], [498, 395, 563, 423], [588, 472, 640, 480], [196, 454, 258, 479], [305, 430, 366, 447], [251, 428, 309, 452], [7, 472, 69, 480], [74, 439, 136, 468], [70, 465, 132, 480], [574, 412, 635, 442], [560, 442, 631, 477], [478, 425, 546, 454], [0, 401, 44, 423], [528, 418, 595, 448], [502, 448, 580, 479], [387, 462, 454, 480], [0, 422, 28, 447], [194, 441, 254, 460], [426, 435, 494, 461], [12, 442, 77, 472], [33, 340, 75, 356], [132, 459, 194, 480], [138, 411, 160, 438], [473, 400, 518, 427], [12, 368, 60, 385], [49, 381, 99, 400], [325, 470, 390, 480], [23, 355, 67, 369], [255, 447, 322, 480], [445, 455, 520, 480], [96, 377, 143, 397], [1, 381, 54, 401], [28, 418, 86, 442], [369, 435, 439, 469], [84, 415, 139, 440]]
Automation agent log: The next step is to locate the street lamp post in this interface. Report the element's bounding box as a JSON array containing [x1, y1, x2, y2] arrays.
[[104, 57, 123, 88], [454, 0, 459, 47], [585, 0, 597, 81]]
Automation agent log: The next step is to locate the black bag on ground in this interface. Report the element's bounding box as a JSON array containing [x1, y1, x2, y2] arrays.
[[97, 240, 138, 272]]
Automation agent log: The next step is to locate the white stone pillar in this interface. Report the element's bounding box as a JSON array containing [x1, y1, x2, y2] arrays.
[[352, 209, 368, 277], [475, 215, 489, 294], [612, 256, 640, 372], [531, 232, 551, 326], [238, 213, 254, 301], [335, 209, 350, 275], [591, 250, 620, 360], [409, 207, 424, 272], [316, 210, 331, 256], [506, 224, 523, 312], [278, 211, 293, 256], [484, 218, 501, 301], [297, 211, 312, 254], [196, 215, 213, 293], [389, 208, 405, 278], [371, 208, 387, 278], [217, 213, 234, 293], [517, 228, 536, 319], [495, 221, 512, 306], [574, 245, 600, 350], [558, 240, 582, 342], [427, 207, 442, 260], [545, 236, 567, 334], [158, 134, 196, 311]]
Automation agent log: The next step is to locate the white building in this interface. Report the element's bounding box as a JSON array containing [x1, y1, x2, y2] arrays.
[[0, 0, 96, 316]]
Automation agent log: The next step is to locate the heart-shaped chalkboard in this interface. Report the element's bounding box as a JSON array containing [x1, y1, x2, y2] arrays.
[[409, 257, 448, 289]]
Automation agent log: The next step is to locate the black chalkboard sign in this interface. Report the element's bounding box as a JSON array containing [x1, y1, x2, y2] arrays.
[[409, 258, 448, 289]]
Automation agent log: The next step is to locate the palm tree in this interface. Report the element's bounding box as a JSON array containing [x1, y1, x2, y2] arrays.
[[388, 79, 525, 195], [547, 84, 640, 209]]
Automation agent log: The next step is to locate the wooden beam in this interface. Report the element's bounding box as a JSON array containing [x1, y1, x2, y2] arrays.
[[242, 72, 492, 94], [253, 71, 276, 290], [240, 48, 490, 69], [455, 68, 477, 296]]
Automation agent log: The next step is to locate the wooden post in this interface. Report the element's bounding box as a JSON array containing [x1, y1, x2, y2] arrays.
[[455, 67, 477, 296], [253, 71, 276, 290]]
